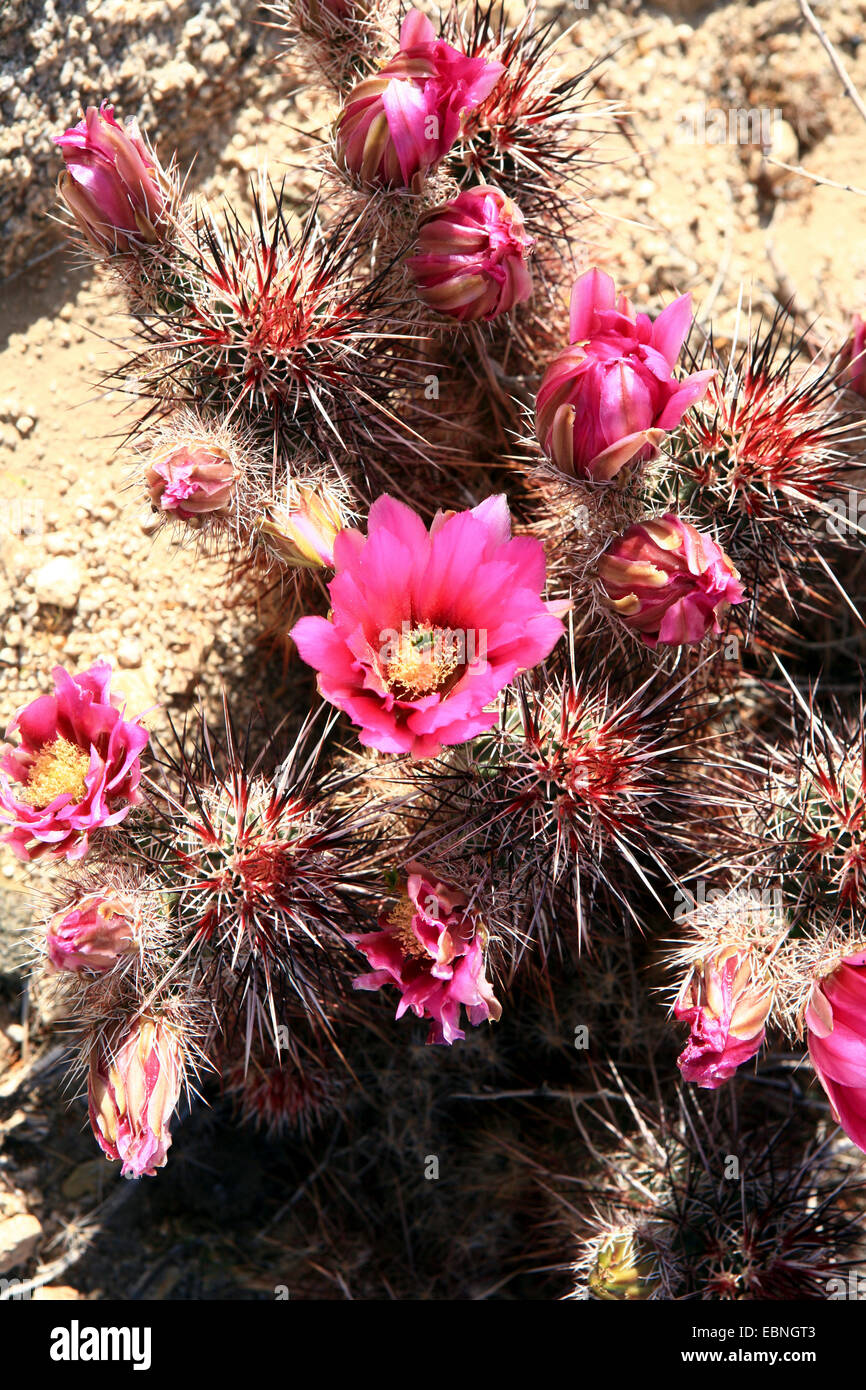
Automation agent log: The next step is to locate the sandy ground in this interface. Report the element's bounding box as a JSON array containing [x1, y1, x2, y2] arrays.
[[1, 0, 865, 1297]]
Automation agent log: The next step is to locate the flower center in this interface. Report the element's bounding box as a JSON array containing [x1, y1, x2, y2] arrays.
[[386, 625, 461, 698], [21, 737, 90, 809], [387, 895, 429, 958]]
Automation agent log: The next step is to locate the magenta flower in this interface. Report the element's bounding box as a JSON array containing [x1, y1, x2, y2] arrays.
[[674, 947, 774, 1089], [807, 953, 866, 1152], [54, 103, 165, 253], [353, 865, 501, 1045], [289, 494, 567, 758], [0, 663, 149, 862], [408, 184, 534, 322], [597, 514, 745, 648], [146, 443, 236, 521], [536, 268, 714, 480], [841, 314, 866, 398], [88, 1015, 182, 1178], [336, 10, 503, 188], [47, 892, 138, 973]]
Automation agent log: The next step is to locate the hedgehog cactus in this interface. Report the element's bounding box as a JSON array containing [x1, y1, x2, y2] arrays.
[[4, 0, 865, 1302]]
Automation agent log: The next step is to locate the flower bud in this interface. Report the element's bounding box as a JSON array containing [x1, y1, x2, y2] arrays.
[[88, 1015, 182, 1178], [535, 268, 713, 480], [588, 1232, 656, 1300], [335, 10, 503, 188], [597, 514, 744, 648], [841, 314, 866, 398], [146, 443, 236, 522], [258, 484, 345, 569], [47, 892, 137, 973], [674, 945, 774, 1089], [54, 103, 166, 254], [408, 185, 534, 322]]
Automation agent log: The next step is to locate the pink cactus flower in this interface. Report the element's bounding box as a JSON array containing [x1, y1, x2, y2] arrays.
[[0, 663, 149, 862], [47, 892, 138, 973], [408, 184, 534, 322], [807, 953, 866, 1153], [289, 494, 568, 758], [88, 1015, 182, 1178], [336, 10, 504, 188], [841, 314, 866, 398], [675, 946, 774, 1089], [535, 267, 714, 480], [597, 514, 745, 648], [146, 443, 236, 521], [54, 103, 165, 253], [353, 864, 502, 1045]]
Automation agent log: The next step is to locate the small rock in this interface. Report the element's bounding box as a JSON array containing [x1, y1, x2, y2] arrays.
[[14, 415, 34, 437], [116, 638, 143, 669], [30, 557, 83, 610], [0, 1214, 42, 1274], [32, 1286, 83, 1301]]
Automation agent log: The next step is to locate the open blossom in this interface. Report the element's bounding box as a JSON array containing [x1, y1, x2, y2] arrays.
[[0, 663, 149, 862], [806, 953, 866, 1152], [336, 10, 503, 188], [674, 946, 774, 1088], [841, 314, 866, 397], [146, 443, 236, 521], [88, 1015, 182, 1178], [353, 865, 501, 1045], [536, 267, 714, 480], [290, 494, 567, 759], [47, 892, 138, 973], [408, 185, 534, 322], [598, 514, 744, 648], [54, 103, 165, 253]]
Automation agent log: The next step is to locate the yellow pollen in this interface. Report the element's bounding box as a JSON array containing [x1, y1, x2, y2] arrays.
[[387, 895, 429, 958], [20, 737, 90, 809], [386, 625, 461, 698]]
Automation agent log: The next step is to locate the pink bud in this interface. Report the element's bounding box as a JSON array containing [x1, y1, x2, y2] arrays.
[[54, 104, 165, 254], [597, 514, 744, 648], [259, 484, 345, 569], [806, 952, 866, 1152], [88, 1015, 182, 1178], [146, 443, 236, 521], [536, 268, 714, 480], [335, 10, 503, 188], [47, 892, 137, 973], [408, 185, 534, 322], [841, 315, 866, 397], [674, 946, 773, 1088]]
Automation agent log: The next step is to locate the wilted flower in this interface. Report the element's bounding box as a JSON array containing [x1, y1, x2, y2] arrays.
[[597, 514, 744, 648], [536, 267, 714, 480], [88, 1015, 182, 1178], [0, 663, 149, 862], [146, 443, 236, 521], [408, 184, 534, 321], [674, 946, 774, 1088], [259, 483, 345, 569], [47, 892, 137, 973], [806, 952, 866, 1152], [290, 493, 567, 758], [353, 864, 501, 1044], [54, 103, 166, 254], [841, 314, 866, 398], [336, 9, 503, 188]]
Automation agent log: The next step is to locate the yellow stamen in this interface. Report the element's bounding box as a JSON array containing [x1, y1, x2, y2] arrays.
[[20, 737, 90, 809], [386, 625, 461, 698], [387, 895, 428, 958]]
